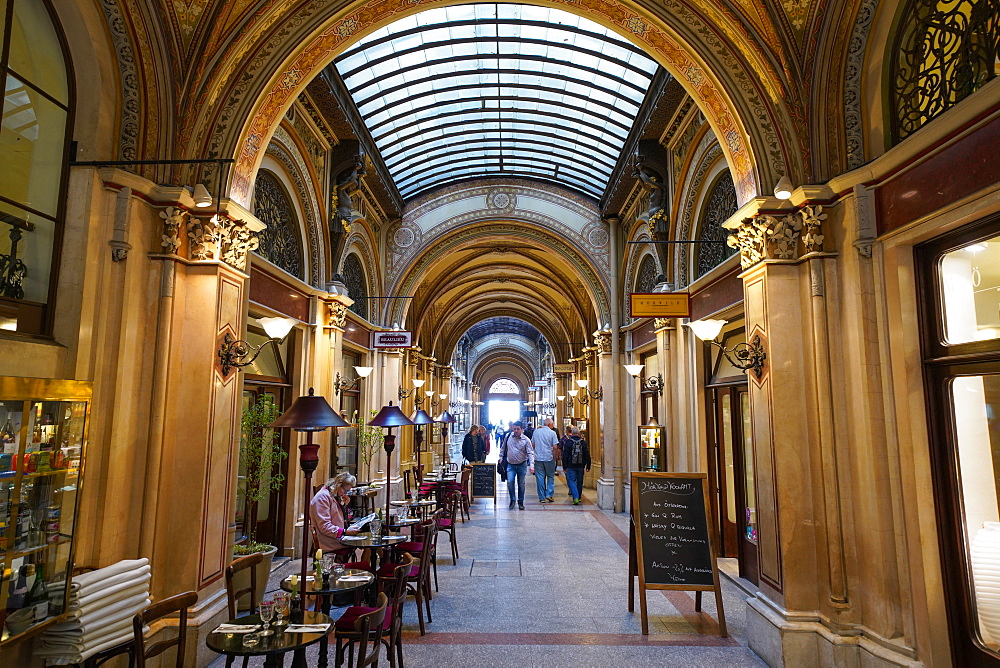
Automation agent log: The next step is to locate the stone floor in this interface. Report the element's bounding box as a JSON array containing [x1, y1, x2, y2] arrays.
[[209, 477, 767, 667]]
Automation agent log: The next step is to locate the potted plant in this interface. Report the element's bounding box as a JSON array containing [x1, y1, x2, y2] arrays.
[[355, 409, 384, 487], [232, 396, 286, 606]]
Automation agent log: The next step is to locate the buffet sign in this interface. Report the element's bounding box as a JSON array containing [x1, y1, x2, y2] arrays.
[[628, 472, 727, 636]]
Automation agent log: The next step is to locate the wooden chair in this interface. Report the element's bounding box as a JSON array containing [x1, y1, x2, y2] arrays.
[[334, 592, 388, 668], [224, 552, 262, 668], [132, 591, 198, 668], [385, 517, 436, 635], [337, 554, 413, 668], [437, 490, 460, 563]]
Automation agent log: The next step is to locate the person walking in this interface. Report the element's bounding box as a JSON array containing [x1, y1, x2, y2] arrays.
[[500, 421, 534, 509], [462, 424, 481, 463], [477, 425, 491, 460], [561, 426, 591, 505], [531, 418, 560, 503]]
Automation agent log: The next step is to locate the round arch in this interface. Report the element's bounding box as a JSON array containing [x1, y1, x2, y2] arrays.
[[180, 0, 803, 207]]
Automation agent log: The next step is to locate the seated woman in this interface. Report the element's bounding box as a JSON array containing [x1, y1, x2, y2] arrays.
[[310, 472, 362, 561]]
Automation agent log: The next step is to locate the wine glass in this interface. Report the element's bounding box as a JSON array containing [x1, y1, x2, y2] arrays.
[[257, 600, 275, 636], [333, 562, 345, 580], [371, 517, 382, 536], [273, 593, 290, 628]]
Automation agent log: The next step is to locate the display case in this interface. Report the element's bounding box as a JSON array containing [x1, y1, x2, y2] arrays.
[[638, 422, 666, 471], [0, 377, 90, 646]]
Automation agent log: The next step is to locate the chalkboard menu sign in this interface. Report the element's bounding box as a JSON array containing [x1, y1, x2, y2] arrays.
[[471, 464, 496, 502], [629, 472, 726, 636], [634, 475, 713, 586]]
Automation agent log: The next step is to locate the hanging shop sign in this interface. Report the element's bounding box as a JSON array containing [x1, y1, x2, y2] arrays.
[[629, 293, 691, 318], [372, 331, 414, 348], [553, 363, 576, 373]]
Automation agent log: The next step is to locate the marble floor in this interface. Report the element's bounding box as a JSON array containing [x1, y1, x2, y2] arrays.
[[210, 477, 767, 667]]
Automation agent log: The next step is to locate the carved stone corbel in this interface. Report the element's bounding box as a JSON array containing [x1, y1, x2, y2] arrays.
[[329, 302, 348, 329], [110, 186, 132, 261], [726, 205, 829, 269]]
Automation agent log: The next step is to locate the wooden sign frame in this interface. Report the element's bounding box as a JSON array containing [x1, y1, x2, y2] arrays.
[[629, 292, 691, 318], [628, 471, 727, 636], [471, 463, 497, 504]]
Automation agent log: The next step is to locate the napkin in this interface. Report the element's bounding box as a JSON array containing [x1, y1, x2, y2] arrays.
[[338, 575, 371, 582], [214, 624, 260, 634], [285, 624, 330, 633]]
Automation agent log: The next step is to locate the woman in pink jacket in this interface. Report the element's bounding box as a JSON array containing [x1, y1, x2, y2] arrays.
[[309, 472, 361, 557]]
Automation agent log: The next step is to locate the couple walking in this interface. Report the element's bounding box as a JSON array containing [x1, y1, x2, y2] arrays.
[[500, 419, 590, 508]]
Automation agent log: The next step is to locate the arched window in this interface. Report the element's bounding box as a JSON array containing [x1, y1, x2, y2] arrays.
[[0, 1, 72, 334], [635, 255, 658, 293], [890, 0, 999, 144], [489, 378, 519, 394], [694, 171, 738, 280], [343, 253, 368, 320], [252, 170, 304, 279]]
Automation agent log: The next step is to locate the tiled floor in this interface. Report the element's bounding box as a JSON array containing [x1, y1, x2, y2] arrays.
[[210, 477, 767, 667]]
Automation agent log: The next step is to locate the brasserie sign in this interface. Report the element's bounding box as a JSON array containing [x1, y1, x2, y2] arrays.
[[372, 331, 414, 348]]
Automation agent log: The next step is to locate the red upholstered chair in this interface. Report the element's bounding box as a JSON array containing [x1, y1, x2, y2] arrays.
[[383, 518, 437, 635], [437, 490, 460, 563], [336, 554, 413, 668], [334, 592, 389, 668]]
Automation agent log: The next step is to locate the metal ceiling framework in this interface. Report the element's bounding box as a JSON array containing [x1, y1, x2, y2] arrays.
[[334, 4, 660, 200]]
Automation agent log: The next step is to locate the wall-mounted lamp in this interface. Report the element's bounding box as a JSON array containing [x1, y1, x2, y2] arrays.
[[567, 388, 586, 407], [685, 318, 767, 379], [398, 378, 427, 402], [218, 316, 296, 376], [773, 175, 793, 200], [334, 365, 375, 395], [191, 183, 214, 208], [574, 378, 603, 400], [624, 364, 664, 396]]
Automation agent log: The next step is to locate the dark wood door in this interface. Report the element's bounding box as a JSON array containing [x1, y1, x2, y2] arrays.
[[709, 384, 759, 585]]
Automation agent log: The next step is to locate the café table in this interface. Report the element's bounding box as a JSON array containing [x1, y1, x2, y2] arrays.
[[279, 570, 375, 666], [389, 515, 422, 540], [339, 532, 407, 576], [206, 610, 332, 668], [391, 498, 438, 520]]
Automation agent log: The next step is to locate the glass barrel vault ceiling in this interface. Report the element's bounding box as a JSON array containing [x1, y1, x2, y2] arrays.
[[335, 4, 660, 200]]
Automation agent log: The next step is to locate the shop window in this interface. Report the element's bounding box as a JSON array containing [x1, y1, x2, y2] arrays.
[[920, 216, 1000, 665], [0, 0, 72, 335], [889, 0, 999, 144]]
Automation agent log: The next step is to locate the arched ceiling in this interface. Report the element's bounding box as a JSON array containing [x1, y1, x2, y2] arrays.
[[466, 317, 542, 342], [392, 221, 599, 363]]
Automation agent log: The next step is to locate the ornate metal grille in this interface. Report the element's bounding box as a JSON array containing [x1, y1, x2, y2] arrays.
[[252, 171, 304, 279], [343, 254, 368, 320], [635, 255, 659, 293], [694, 171, 738, 279], [891, 0, 999, 143]]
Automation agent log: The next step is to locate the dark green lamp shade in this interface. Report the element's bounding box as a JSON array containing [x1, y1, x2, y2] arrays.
[[270, 387, 349, 430], [369, 401, 415, 427], [436, 410, 457, 424]]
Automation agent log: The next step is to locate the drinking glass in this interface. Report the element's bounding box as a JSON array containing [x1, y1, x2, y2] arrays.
[[321, 554, 336, 575], [258, 600, 275, 636], [333, 562, 345, 579], [273, 593, 290, 627], [371, 518, 382, 536], [242, 632, 261, 648]]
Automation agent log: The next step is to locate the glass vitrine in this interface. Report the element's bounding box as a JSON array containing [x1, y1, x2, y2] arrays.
[[0, 377, 90, 646], [638, 423, 666, 471]]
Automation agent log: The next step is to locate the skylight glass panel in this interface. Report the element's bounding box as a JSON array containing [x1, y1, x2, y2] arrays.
[[334, 3, 659, 201]]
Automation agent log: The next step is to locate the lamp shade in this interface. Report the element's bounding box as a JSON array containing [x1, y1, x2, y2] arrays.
[[270, 387, 348, 430], [258, 316, 296, 341], [624, 364, 645, 377], [409, 408, 434, 425], [686, 318, 727, 342], [437, 410, 457, 424], [368, 401, 414, 427], [412, 379, 426, 388], [354, 366, 374, 378]]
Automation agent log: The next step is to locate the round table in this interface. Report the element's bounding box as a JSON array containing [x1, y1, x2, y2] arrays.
[[280, 570, 375, 615], [206, 610, 332, 668], [339, 533, 408, 579]]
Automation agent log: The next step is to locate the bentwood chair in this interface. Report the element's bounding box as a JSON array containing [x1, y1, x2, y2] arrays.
[[334, 592, 388, 668], [337, 554, 413, 668], [437, 490, 460, 563], [132, 591, 198, 668], [224, 552, 262, 668]]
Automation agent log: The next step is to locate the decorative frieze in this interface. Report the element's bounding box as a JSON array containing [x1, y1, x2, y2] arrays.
[[726, 205, 829, 269]]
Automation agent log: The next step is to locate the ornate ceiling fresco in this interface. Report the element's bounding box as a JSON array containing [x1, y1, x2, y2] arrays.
[[93, 0, 889, 203]]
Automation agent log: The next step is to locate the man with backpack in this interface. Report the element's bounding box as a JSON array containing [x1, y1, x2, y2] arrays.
[[500, 421, 534, 510], [561, 425, 591, 505]]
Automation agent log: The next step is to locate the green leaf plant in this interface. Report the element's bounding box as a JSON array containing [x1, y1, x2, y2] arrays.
[[237, 396, 286, 548]]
